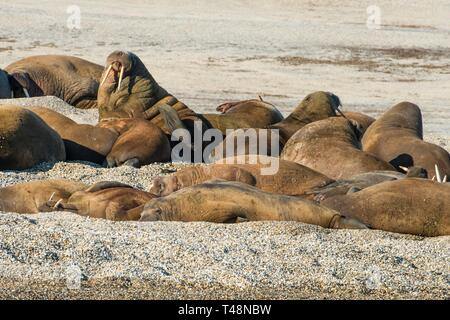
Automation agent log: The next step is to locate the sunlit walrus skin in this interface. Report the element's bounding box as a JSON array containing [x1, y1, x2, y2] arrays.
[[0, 106, 66, 170], [4, 55, 103, 108], [149, 155, 333, 197], [362, 102, 450, 178], [281, 117, 396, 180], [0, 180, 87, 213], [141, 180, 367, 229], [322, 178, 450, 237]]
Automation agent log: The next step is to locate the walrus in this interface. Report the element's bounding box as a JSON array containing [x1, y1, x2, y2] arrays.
[[97, 118, 171, 167], [342, 111, 375, 135], [149, 155, 334, 197], [4, 55, 103, 108], [27, 107, 118, 164], [0, 180, 87, 213], [0, 106, 66, 170], [0, 69, 11, 98], [208, 91, 343, 160], [51, 181, 155, 221], [141, 180, 367, 229], [281, 117, 396, 180], [361, 102, 450, 177], [322, 179, 450, 237]]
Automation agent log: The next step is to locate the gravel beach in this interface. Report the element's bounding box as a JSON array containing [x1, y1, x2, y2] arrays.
[[1, 0, 449, 299]]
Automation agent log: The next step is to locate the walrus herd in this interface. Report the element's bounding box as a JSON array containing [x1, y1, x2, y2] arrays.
[[0, 51, 449, 237]]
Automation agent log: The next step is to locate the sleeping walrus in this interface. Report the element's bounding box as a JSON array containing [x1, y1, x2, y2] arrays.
[[141, 180, 367, 230], [4, 55, 103, 108], [51, 181, 156, 221], [322, 178, 450, 237], [0, 180, 87, 213], [281, 117, 395, 179], [149, 155, 333, 197], [0, 106, 66, 170], [362, 102, 450, 178]]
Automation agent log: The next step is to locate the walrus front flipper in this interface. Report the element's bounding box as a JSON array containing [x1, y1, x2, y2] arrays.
[[159, 104, 187, 133], [85, 181, 134, 193]]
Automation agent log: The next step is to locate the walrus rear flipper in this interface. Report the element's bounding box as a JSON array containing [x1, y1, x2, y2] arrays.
[[159, 104, 187, 134], [85, 181, 134, 193]]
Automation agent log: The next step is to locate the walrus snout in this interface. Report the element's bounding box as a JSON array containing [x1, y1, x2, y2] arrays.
[[330, 215, 369, 230], [101, 51, 133, 91], [149, 176, 179, 197], [140, 206, 163, 221]]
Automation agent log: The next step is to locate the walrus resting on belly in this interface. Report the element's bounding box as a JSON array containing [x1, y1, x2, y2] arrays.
[[322, 179, 450, 237], [50, 181, 156, 221], [0, 180, 88, 213], [4, 55, 103, 108], [0, 106, 66, 170], [208, 91, 343, 160], [149, 155, 333, 197], [140, 180, 367, 229], [361, 102, 450, 178], [281, 117, 396, 180]]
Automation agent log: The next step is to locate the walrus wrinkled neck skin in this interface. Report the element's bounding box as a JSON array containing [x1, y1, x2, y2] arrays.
[[269, 91, 339, 141], [97, 51, 169, 120], [0, 69, 11, 98]]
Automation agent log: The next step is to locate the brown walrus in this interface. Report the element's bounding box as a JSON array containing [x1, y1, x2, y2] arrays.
[[361, 102, 450, 178], [4, 55, 103, 108], [322, 179, 450, 237], [149, 155, 333, 197], [281, 117, 396, 179], [97, 118, 171, 167], [28, 107, 118, 164], [0, 106, 66, 170], [342, 111, 375, 135], [140, 180, 367, 229], [209, 91, 342, 160], [0, 69, 11, 98], [0, 180, 87, 213], [51, 181, 155, 221]]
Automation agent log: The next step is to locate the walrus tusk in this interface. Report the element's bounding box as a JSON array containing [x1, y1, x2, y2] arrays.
[[100, 64, 112, 87], [432, 175, 436, 181], [48, 192, 56, 202], [116, 65, 124, 92], [23, 88, 30, 97], [53, 199, 63, 209], [399, 166, 408, 172], [435, 164, 442, 183], [443, 175, 447, 183]]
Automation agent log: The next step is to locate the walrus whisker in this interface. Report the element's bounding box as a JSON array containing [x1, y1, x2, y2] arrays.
[[100, 64, 112, 87], [23, 88, 30, 97], [53, 199, 63, 210], [116, 65, 124, 93], [48, 192, 55, 202], [435, 164, 442, 183]]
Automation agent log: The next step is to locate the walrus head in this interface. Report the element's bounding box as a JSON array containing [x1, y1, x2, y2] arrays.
[[149, 176, 179, 197], [97, 50, 169, 120], [0, 69, 11, 98]]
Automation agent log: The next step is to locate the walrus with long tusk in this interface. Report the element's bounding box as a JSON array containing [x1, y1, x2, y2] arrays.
[[149, 155, 334, 197], [321, 178, 450, 237], [0, 180, 88, 213], [4, 55, 103, 108], [361, 102, 450, 177], [50, 181, 156, 221], [0, 106, 66, 170], [281, 117, 396, 180]]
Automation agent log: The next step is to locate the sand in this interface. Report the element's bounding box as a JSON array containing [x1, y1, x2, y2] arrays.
[[0, 0, 449, 299]]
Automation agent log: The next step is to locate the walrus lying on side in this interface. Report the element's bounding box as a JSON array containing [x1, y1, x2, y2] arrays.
[[98, 51, 283, 136], [0, 106, 66, 170], [209, 91, 342, 160], [281, 117, 395, 180], [149, 155, 333, 197], [51, 181, 155, 221], [25, 107, 170, 167], [0, 180, 87, 213], [322, 179, 450, 237], [141, 180, 367, 229], [362, 102, 450, 178], [4, 55, 103, 108]]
